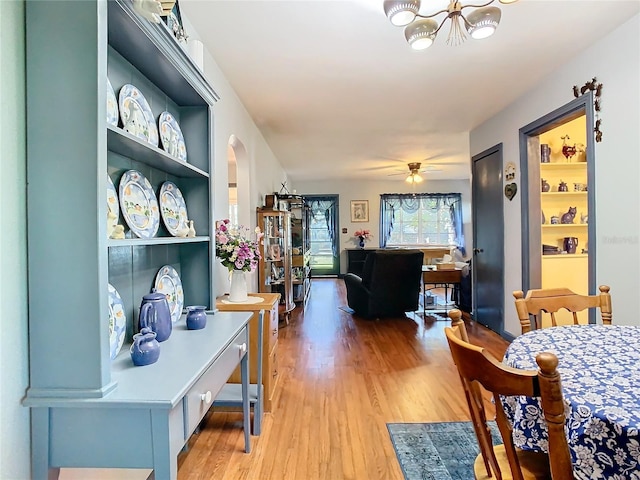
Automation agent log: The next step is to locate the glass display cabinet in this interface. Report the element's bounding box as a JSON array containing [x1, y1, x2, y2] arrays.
[[257, 208, 295, 321], [278, 195, 311, 306]]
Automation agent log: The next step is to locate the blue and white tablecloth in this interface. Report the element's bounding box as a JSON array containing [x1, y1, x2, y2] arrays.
[[503, 325, 640, 480]]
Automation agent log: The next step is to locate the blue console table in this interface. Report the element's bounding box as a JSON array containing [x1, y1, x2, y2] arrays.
[[24, 312, 251, 479]]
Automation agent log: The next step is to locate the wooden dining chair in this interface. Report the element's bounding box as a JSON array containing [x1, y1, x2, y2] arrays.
[[446, 309, 574, 480], [513, 285, 612, 334]]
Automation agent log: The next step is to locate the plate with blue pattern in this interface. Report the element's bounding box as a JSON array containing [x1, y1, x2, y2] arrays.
[[119, 170, 160, 239], [159, 112, 187, 161], [106, 78, 119, 127], [108, 283, 126, 360], [154, 265, 184, 324], [118, 84, 158, 147], [159, 181, 189, 237]]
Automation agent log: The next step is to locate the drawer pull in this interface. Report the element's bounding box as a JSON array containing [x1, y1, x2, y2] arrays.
[[237, 343, 247, 356], [272, 329, 277, 335], [200, 390, 212, 404]]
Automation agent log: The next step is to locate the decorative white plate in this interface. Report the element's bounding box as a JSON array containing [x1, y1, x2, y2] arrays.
[[158, 112, 187, 161], [107, 175, 119, 235], [118, 170, 160, 238], [106, 78, 119, 127], [108, 283, 126, 360], [159, 181, 189, 237], [154, 265, 184, 324], [118, 84, 159, 147]]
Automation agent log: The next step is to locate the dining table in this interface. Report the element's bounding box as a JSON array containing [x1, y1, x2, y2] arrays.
[[502, 324, 640, 480]]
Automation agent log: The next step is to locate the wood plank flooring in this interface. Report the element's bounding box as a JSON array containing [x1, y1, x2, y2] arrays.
[[177, 278, 509, 480]]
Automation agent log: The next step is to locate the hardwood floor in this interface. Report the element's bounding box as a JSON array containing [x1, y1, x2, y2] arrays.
[[177, 278, 509, 479]]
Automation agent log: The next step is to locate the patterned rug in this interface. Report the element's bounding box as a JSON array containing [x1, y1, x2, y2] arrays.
[[387, 421, 499, 480]]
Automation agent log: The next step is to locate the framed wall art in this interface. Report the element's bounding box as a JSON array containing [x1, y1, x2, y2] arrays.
[[350, 200, 369, 222]]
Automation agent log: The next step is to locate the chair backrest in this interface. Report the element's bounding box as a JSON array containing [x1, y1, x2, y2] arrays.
[[513, 285, 612, 334], [446, 309, 574, 480], [366, 249, 424, 316]]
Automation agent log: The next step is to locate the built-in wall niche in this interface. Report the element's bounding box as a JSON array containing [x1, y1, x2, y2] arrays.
[[520, 93, 596, 325], [539, 115, 589, 325]]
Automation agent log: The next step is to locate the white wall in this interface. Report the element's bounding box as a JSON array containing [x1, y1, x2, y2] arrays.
[[0, 1, 30, 478], [471, 14, 640, 335], [294, 178, 472, 274], [180, 17, 289, 296]]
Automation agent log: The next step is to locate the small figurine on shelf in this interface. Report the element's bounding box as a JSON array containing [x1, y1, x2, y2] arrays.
[[541, 179, 550, 192], [558, 180, 568, 192], [561, 135, 577, 161], [560, 207, 577, 224], [107, 211, 118, 238], [581, 213, 588, 224], [111, 224, 125, 239], [176, 223, 189, 238], [186, 220, 196, 238]]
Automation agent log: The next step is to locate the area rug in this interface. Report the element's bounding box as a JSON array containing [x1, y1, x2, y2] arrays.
[[387, 421, 499, 480]]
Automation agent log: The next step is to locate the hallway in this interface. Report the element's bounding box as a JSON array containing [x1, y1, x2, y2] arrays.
[[177, 278, 508, 479]]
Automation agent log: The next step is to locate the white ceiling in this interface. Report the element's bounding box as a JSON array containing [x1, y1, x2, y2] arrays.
[[181, 0, 639, 182]]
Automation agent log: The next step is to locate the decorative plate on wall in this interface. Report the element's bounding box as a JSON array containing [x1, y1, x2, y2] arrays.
[[108, 283, 126, 360], [154, 265, 184, 324], [106, 78, 119, 127], [158, 111, 187, 161], [159, 181, 189, 236], [118, 84, 159, 147], [107, 175, 119, 237], [118, 170, 160, 238]]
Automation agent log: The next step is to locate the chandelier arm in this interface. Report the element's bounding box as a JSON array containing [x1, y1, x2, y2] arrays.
[[459, 0, 496, 10], [459, 12, 473, 28], [415, 8, 450, 20]]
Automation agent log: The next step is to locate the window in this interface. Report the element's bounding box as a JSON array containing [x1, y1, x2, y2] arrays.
[[380, 193, 465, 253]]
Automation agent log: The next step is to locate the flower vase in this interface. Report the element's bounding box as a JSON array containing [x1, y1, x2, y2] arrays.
[[358, 236, 365, 249], [228, 269, 248, 302]]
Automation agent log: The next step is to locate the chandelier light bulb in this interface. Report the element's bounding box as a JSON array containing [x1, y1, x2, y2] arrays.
[[384, 0, 421, 27], [466, 6, 501, 40], [405, 19, 438, 50]]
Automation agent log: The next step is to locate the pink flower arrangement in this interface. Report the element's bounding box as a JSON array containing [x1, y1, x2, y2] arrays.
[[354, 229, 372, 241], [215, 219, 263, 272]]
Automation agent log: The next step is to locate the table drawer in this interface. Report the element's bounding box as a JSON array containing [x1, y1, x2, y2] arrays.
[[184, 327, 248, 437], [268, 304, 278, 352], [264, 343, 278, 411]]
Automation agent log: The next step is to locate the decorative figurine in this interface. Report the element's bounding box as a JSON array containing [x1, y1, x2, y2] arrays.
[[186, 220, 196, 238], [560, 207, 577, 224], [550, 216, 560, 225], [581, 213, 588, 224], [558, 180, 568, 192], [107, 211, 118, 238], [541, 179, 550, 192], [540, 144, 551, 163], [176, 223, 189, 238], [561, 135, 577, 161], [111, 224, 125, 239]]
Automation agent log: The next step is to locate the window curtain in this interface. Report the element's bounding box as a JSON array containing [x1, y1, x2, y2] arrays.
[[379, 193, 465, 254], [308, 199, 338, 257]]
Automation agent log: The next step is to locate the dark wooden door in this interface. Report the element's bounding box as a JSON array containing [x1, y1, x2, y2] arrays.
[[472, 145, 505, 334]]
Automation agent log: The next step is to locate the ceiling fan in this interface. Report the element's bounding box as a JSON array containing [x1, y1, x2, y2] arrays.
[[387, 162, 434, 183]]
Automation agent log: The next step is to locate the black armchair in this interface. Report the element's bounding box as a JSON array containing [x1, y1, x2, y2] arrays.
[[343, 249, 424, 318]]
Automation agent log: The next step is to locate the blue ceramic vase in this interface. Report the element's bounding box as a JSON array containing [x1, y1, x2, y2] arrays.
[[130, 327, 160, 366], [186, 306, 207, 330]]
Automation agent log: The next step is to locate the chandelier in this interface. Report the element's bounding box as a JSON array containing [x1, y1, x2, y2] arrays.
[[384, 0, 518, 50]]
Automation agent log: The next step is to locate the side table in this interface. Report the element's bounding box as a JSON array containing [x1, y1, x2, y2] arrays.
[[216, 293, 280, 411]]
